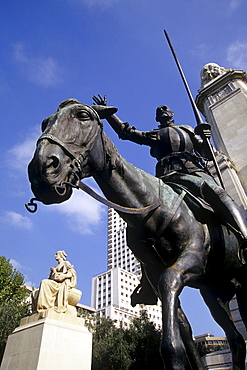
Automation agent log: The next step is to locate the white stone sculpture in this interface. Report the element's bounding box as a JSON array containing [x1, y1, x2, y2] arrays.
[[2, 252, 91, 370], [200, 63, 228, 88], [32, 250, 82, 316]]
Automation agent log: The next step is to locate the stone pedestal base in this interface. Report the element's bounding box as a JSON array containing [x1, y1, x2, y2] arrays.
[[1, 310, 92, 370]]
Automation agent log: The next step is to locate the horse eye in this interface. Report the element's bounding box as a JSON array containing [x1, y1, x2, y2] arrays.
[[76, 111, 90, 120]]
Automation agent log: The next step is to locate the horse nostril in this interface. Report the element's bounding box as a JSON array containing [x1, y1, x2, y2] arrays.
[[46, 156, 60, 169]]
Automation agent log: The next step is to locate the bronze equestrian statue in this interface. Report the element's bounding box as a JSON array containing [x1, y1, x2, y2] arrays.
[[92, 94, 247, 262], [27, 98, 247, 369]]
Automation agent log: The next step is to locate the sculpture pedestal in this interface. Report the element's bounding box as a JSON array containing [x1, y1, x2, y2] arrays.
[[1, 310, 92, 370]]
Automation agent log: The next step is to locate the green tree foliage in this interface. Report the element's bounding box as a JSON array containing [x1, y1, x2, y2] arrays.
[[92, 317, 132, 370], [128, 310, 163, 369], [0, 256, 30, 362], [79, 308, 163, 370], [195, 341, 229, 357]]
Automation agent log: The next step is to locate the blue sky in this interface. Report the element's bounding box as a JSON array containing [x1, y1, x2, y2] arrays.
[[1, 0, 247, 337]]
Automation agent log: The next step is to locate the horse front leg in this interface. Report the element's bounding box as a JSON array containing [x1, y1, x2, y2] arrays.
[[178, 305, 205, 370], [158, 241, 206, 370], [159, 267, 188, 370]]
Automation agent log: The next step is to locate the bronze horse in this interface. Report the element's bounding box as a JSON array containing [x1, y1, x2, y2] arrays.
[[28, 100, 247, 370]]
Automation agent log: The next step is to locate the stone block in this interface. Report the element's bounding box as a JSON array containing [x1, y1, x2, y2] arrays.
[[1, 311, 92, 370]]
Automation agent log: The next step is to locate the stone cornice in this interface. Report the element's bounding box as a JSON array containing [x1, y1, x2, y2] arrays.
[[196, 69, 247, 114]]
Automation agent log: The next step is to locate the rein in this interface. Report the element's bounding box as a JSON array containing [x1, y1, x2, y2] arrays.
[[25, 180, 161, 214], [71, 180, 160, 214]]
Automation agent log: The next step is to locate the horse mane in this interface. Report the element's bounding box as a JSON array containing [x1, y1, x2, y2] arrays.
[[102, 131, 125, 177]]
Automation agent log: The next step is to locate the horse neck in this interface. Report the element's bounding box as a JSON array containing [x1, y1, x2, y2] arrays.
[[92, 132, 160, 215]]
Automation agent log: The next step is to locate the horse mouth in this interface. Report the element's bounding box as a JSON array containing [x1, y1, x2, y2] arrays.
[[30, 178, 73, 205], [28, 159, 73, 205]]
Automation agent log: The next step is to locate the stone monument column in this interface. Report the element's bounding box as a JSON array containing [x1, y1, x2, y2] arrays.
[[196, 63, 247, 211]]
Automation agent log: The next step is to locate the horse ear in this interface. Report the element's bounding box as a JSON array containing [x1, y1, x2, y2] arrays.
[[92, 105, 118, 119]]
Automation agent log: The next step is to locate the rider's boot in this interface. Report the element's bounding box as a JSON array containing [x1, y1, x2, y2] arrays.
[[228, 205, 247, 263], [240, 239, 247, 264], [219, 196, 247, 263]]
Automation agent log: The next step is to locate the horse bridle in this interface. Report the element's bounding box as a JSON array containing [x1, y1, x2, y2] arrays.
[[37, 132, 92, 194], [26, 131, 161, 215], [25, 126, 96, 213]]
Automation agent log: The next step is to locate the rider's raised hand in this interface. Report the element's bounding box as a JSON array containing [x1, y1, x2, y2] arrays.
[[92, 94, 107, 106], [92, 94, 118, 119]]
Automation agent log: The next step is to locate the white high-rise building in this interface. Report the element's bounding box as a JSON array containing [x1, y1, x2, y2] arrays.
[[107, 207, 141, 275], [91, 267, 162, 328], [91, 208, 162, 328]]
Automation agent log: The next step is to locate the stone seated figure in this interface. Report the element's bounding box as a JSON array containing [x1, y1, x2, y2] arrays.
[[32, 250, 82, 317]]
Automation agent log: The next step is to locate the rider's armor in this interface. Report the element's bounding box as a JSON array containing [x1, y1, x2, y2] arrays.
[[108, 118, 247, 256]]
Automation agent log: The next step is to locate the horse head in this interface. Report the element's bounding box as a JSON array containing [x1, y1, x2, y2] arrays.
[[28, 99, 106, 205]]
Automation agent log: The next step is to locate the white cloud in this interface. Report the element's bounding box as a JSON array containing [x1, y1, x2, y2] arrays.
[[13, 42, 62, 87], [8, 260, 34, 287], [227, 40, 247, 70], [9, 258, 23, 270], [7, 126, 40, 173], [51, 184, 106, 234], [1, 211, 33, 230], [230, 0, 243, 10]]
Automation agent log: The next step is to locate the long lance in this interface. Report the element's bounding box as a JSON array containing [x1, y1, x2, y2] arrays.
[[164, 30, 225, 189]]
